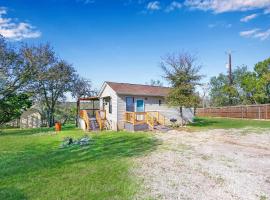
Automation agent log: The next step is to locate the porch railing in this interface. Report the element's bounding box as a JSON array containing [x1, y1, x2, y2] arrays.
[[125, 112, 147, 125], [96, 110, 106, 130], [124, 111, 166, 128], [79, 110, 90, 130], [147, 111, 166, 125]]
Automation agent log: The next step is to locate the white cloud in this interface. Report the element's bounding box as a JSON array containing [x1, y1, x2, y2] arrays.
[[185, 0, 270, 13], [254, 29, 270, 40], [165, 1, 182, 12], [240, 13, 258, 22], [77, 0, 95, 4], [264, 7, 270, 14], [208, 22, 232, 29], [240, 28, 260, 37], [240, 28, 270, 40], [0, 7, 41, 40], [146, 1, 161, 11]]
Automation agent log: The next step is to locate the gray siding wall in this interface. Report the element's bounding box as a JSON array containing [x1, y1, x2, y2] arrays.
[[117, 95, 194, 129], [99, 84, 118, 130]]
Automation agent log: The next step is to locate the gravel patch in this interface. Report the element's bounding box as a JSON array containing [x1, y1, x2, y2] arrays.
[[133, 129, 270, 200]]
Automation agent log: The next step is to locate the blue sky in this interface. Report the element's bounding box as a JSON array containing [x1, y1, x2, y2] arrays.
[[1, 0, 270, 89]]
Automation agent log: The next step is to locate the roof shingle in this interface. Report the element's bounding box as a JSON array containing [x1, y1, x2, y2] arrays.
[[105, 81, 170, 97]]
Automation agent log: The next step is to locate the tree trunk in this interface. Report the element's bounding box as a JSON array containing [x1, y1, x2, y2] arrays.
[[62, 117, 68, 126], [47, 108, 55, 127]]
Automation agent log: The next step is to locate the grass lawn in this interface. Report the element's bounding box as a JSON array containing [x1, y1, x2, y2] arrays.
[[0, 125, 158, 200], [188, 117, 270, 130]]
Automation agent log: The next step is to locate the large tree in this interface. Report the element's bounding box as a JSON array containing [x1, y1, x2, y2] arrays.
[[209, 59, 270, 106], [71, 76, 95, 99], [209, 66, 248, 106], [0, 94, 32, 126], [146, 79, 164, 87], [0, 36, 34, 126], [161, 52, 203, 125], [241, 58, 270, 104], [24, 44, 77, 127]]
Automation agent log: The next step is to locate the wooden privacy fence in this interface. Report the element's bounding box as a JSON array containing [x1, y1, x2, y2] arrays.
[[196, 104, 270, 120]]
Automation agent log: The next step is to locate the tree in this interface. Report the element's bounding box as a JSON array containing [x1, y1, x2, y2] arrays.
[[55, 102, 77, 125], [209, 66, 248, 106], [24, 44, 77, 127], [71, 76, 95, 99], [0, 36, 34, 126], [0, 94, 32, 127], [147, 79, 164, 86], [71, 76, 95, 126], [200, 83, 210, 108], [161, 52, 203, 126], [241, 58, 270, 104]]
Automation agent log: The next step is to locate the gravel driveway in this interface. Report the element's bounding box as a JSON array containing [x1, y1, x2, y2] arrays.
[[134, 128, 270, 200]]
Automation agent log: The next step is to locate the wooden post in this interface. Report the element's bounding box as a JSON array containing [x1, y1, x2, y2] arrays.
[[241, 106, 243, 119], [266, 105, 268, 119], [133, 112, 136, 125], [258, 106, 261, 119], [246, 106, 248, 119], [76, 99, 80, 127]]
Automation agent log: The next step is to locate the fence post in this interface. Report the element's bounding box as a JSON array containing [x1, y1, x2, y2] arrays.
[[258, 106, 261, 119], [241, 106, 243, 119], [133, 112, 136, 125], [266, 105, 268, 120], [265, 104, 268, 119]]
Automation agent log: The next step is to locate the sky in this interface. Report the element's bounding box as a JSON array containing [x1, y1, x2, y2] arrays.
[[1, 0, 270, 90]]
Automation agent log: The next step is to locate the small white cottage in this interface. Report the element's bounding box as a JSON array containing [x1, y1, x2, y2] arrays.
[[95, 81, 193, 131]]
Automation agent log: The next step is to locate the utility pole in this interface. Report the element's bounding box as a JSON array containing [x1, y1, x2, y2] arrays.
[[226, 52, 233, 85], [228, 52, 233, 85], [226, 51, 233, 105]]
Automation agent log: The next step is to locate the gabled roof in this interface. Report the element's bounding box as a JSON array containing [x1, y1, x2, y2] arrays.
[[102, 81, 170, 97]]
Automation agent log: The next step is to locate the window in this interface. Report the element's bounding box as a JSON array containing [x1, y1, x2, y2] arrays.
[[126, 97, 134, 112], [159, 100, 162, 106], [109, 98, 112, 114], [136, 99, 144, 112]]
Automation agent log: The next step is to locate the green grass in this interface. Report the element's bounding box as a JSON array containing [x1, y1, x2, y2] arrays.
[[188, 117, 270, 130], [0, 125, 159, 200]]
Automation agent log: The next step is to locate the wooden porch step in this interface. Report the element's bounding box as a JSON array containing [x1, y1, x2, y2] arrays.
[[153, 125, 171, 132], [89, 117, 100, 131]]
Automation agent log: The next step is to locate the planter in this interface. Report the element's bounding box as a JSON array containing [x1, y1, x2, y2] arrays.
[[55, 122, 62, 132]]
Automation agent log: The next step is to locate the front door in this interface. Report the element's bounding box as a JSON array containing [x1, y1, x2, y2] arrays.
[[136, 99, 144, 112]]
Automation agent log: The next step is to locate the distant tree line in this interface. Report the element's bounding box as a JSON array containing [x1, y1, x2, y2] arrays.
[[209, 58, 270, 107], [0, 35, 93, 127]]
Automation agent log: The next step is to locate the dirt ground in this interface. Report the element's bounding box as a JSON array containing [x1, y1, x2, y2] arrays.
[[133, 128, 270, 200]]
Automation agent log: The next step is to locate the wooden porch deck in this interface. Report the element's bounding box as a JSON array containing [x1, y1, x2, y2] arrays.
[[124, 111, 166, 129]]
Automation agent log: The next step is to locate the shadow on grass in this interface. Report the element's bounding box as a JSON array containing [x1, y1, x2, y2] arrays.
[[0, 133, 160, 180], [189, 117, 219, 127], [0, 187, 28, 200], [0, 124, 76, 137]]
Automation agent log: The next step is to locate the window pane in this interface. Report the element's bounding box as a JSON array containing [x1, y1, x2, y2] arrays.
[[126, 97, 134, 112], [109, 99, 112, 114], [136, 100, 144, 112]]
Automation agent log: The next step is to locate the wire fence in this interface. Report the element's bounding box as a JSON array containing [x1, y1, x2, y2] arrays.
[[196, 104, 270, 120]]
